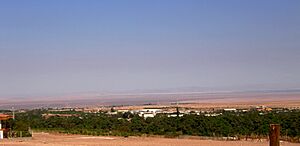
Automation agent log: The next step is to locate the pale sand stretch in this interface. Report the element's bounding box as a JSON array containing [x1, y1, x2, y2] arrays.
[[1, 132, 300, 146]]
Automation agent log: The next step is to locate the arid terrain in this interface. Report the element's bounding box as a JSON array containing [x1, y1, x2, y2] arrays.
[[1, 91, 300, 109], [0, 132, 299, 146]]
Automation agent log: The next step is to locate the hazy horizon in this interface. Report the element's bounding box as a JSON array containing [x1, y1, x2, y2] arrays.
[[1, 0, 300, 98]]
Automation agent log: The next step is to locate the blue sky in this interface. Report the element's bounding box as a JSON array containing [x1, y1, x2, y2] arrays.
[[0, 0, 300, 97]]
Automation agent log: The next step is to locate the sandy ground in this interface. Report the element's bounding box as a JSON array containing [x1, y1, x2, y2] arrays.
[[112, 93, 300, 110], [1, 91, 299, 109], [0, 132, 299, 146]]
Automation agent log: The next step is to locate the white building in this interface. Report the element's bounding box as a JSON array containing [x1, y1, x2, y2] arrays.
[[140, 113, 155, 119], [224, 108, 237, 112]]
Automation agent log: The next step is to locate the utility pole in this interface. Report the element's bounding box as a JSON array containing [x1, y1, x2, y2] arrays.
[[12, 107, 15, 120], [269, 124, 280, 146]]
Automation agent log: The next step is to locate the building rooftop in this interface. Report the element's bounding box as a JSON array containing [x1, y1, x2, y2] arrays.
[[0, 114, 12, 120]]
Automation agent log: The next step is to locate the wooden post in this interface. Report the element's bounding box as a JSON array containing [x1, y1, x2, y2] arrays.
[[270, 124, 280, 146]]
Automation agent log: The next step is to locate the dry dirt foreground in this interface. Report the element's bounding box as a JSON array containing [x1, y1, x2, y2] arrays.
[[1, 132, 300, 146]]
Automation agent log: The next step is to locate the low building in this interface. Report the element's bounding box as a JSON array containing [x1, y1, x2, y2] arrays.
[[168, 114, 184, 117], [224, 108, 237, 112], [0, 114, 13, 139], [204, 113, 222, 117], [139, 113, 155, 119]]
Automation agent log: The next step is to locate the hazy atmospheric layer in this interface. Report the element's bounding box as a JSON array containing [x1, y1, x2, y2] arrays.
[[0, 0, 300, 98]]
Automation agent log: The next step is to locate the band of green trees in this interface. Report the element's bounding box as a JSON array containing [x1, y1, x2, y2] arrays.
[[4, 109, 300, 141]]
